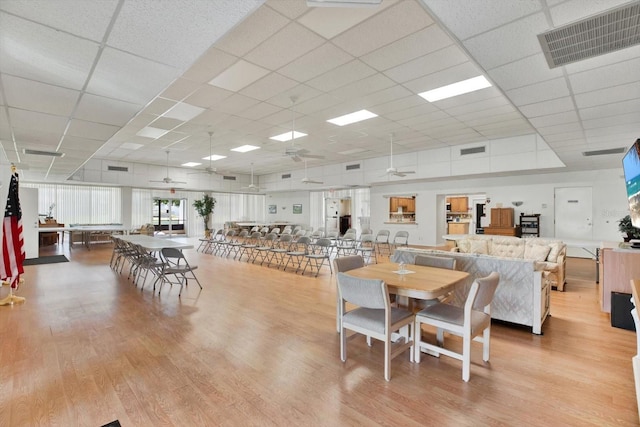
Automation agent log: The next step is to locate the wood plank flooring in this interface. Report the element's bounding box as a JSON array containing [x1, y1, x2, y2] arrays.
[[0, 240, 637, 426]]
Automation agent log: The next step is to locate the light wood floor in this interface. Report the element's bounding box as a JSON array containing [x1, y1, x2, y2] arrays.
[[0, 240, 637, 426]]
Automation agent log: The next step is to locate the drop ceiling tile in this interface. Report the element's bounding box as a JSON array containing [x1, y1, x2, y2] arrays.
[[298, 0, 397, 39], [159, 78, 201, 102], [542, 130, 585, 143], [0, 13, 99, 90], [328, 73, 397, 102], [88, 47, 181, 105], [150, 117, 184, 131], [574, 81, 640, 109], [67, 119, 120, 141], [455, 105, 518, 123], [357, 85, 414, 109], [489, 54, 563, 91], [505, 77, 570, 106], [9, 108, 68, 136], [582, 112, 639, 130], [402, 61, 483, 94], [464, 111, 525, 128], [266, 84, 323, 108], [399, 110, 454, 128], [537, 122, 584, 136], [422, 0, 542, 40], [108, 0, 259, 69], [245, 22, 325, 71], [2, 75, 79, 116], [265, 0, 308, 19], [564, 43, 640, 74], [549, 0, 631, 26], [210, 93, 261, 115], [215, 5, 290, 57], [183, 85, 234, 109], [208, 60, 270, 92], [384, 103, 439, 121], [475, 117, 531, 132], [180, 48, 239, 84], [306, 60, 377, 92], [278, 42, 353, 83], [360, 24, 452, 71], [75, 93, 141, 127], [60, 135, 104, 152], [371, 95, 426, 116], [143, 98, 177, 116], [240, 73, 299, 101], [463, 13, 549, 70], [332, 1, 432, 57], [234, 102, 281, 121], [442, 93, 508, 115], [569, 57, 640, 94], [529, 110, 580, 128], [579, 98, 640, 121], [519, 97, 575, 118], [384, 45, 470, 84]]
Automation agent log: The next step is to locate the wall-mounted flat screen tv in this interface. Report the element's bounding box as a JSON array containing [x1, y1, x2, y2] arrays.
[[622, 138, 640, 228]]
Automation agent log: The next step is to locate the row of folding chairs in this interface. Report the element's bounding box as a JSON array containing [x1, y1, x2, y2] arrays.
[[111, 236, 201, 296]]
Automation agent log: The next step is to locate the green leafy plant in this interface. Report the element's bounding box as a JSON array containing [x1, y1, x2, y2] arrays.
[[193, 194, 216, 233], [618, 215, 640, 240]]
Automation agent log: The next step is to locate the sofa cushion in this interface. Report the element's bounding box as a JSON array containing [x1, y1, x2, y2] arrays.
[[524, 244, 551, 262], [490, 238, 525, 258], [469, 239, 488, 255], [457, 239, 471, 253], [547, 242, 563, 263]]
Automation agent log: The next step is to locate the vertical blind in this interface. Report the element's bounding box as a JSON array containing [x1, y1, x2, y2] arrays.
[[23, 183, 122, 225]]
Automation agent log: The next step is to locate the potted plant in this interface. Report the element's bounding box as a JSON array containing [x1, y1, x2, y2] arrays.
[[618, 214, 640, 241], [193, 194, 216, 238]]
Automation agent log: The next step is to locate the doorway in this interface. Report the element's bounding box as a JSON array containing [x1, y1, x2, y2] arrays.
[[554, 186, 593, 258], [152, 198, 187, 236]]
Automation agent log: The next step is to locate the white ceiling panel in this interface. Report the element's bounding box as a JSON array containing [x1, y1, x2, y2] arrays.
[[215, 5, 289, 57], [265, 0, 308, 19], [569, 57, 640, 94], [574, 81, 640, 109], [75, 93, 141, 127], [180, 48, 239, 84], [582, 112, 639, 130], [306, 60, 377, 92], [328, 73, 397, 102], [462, 12, 549, 70], [402, 61, 483, 94], [505, 77, 570, 106], [183, 85, 234, 109], [67, 119, 120, 141], [208, 60, 270, 92], [383, 44, 469, 84], [360, 24, 452, 71], [159, 78, 201, 102], [9, 108, 68, 137], [488, 54, 563, 91], [519, 97, 576, 118], [277, 43, 354, 83], [210, 93, 261, 115], [579, 98, 640, 121], [548, 0, 631, 26], [240, 73, 299, 101], [529, 110, 580, 128], [2, 75, 79, 117], [0, 12, 99, 90], [244, 22, 325, 71], [88, 47, 181, 105], [235, 102, 282, 121], [332, 0, 432, 57]]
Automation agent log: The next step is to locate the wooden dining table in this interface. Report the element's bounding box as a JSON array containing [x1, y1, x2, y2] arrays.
[[345, 262, 470, 301]]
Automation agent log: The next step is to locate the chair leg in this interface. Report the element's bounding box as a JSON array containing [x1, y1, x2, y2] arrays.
[[384, 335, 391, 381], [414, 320, 422, 363], [462, 333, 471, 382], [436, 328, 444, 347], [482, 326, 491, 362], [340, 327, 347, 362], [366, 335, 372, 347]]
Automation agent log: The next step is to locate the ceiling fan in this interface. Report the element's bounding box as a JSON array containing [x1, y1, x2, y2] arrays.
[[189, 131, 224, 177], [241, 163, 260, 192], [385, 133, 415, 177], [284, 96, 325, 163], [150, 150, 187, 184], [301, 160, 323, 184]]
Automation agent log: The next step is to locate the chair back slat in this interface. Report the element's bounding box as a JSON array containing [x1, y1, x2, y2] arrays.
[[414, 254, 456, 270], [337, 273, 387, 309], [334, 255, 364, 273]]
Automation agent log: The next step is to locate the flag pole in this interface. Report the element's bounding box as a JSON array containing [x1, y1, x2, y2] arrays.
[[0, 164, 26, 305]]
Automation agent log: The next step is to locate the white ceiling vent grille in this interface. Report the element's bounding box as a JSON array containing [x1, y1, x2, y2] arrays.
[[222, 175, 236, 181], [282, 173, 291, 179], [345, 163, 361, 170], [460, 146, 486, 156], [538, 2, 640, 68], [582, 147, 626, 156], [107, 165, 129, 172]]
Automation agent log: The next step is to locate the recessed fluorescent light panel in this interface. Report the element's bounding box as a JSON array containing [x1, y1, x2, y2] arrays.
[[182, 162, 201, 167], [269, 131, 307, 142], [419, 76, 492, 102], [162, 102, 205, 121], [136, 126, 170, 139], [327, 109, 377, 126], [231, 145, 260, 153], [203, 155, 227, 161]]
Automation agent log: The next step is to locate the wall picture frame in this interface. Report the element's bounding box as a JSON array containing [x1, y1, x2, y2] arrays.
[[293, 204, 302, 214], [268, 205, 277, 214]]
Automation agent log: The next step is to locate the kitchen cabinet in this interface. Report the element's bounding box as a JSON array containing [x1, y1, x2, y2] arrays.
[[448, 197, 468, 213], [448, 222, 469, 234], [388, 197, 416, 223]]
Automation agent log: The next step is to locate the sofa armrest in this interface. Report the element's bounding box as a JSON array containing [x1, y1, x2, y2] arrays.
[[450, 247, 460, 252], [555, 252, 566, 291]]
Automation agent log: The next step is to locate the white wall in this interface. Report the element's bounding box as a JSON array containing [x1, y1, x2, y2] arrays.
[[370, 168, 628, 246], [265, 191, 310, 226]]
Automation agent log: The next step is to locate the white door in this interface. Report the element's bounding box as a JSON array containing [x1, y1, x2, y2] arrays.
[[554, 186, 593, 258], [19, 187, 39, 259]]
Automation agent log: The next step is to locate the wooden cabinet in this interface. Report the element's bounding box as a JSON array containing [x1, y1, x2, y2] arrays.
[[448, 197, 468, 213], [388, 197, 416, 223], [448, 222, 469, 234], [484, 207, 521, 236], [600, 248, 640, 312]]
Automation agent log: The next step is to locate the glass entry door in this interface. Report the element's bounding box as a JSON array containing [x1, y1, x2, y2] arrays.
[[152, 198, 186, 236]]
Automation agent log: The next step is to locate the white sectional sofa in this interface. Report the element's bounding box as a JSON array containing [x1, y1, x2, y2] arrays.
[[392, 247, 549, 334]]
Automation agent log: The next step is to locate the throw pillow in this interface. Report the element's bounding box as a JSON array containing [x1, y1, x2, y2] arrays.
[[469, 239, 488, 255], [547, 242, 562, 262], [457, 239, 471, 253], [525, 244, 551, 262]]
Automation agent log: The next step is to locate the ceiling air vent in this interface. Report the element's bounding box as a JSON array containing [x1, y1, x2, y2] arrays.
[[538, 2, 640, 69], [223, 175, 236, 181], [23, 148, 64, 157], [107, 165, 129, 172], [460, 146, 486, 156], [282, 173, 291, 179], [345, 163, 361, 170], [582, 147, 626, 156]]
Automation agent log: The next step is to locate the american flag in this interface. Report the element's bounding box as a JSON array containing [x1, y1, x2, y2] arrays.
[[1, 172, 24, 289]]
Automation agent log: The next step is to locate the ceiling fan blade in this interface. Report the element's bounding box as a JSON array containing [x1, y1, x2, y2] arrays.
[[291, 155, 303, 162]]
